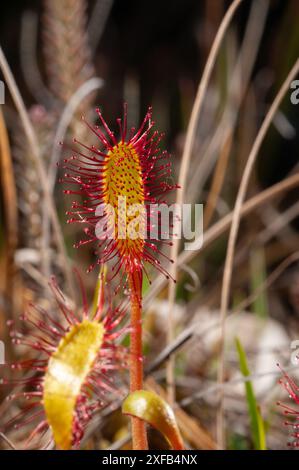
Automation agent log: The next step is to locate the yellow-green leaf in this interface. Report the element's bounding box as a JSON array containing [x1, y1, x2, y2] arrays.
[[43, 320, 104, 449], [122, 390, 184, 450]]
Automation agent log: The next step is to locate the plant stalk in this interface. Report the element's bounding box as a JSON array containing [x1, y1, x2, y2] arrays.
[[128, 269, 148, 450]]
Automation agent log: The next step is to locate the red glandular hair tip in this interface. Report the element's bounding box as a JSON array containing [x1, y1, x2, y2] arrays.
[[61, 104, 179, 282], [277, 364, 299, 448], [0, 277, 128, 450]]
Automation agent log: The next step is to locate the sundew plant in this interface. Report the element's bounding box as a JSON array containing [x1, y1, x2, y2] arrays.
[[0, 0, 299, 453]]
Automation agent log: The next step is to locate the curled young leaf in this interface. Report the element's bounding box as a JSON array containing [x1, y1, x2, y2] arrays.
[[122, 390, 184, 450]]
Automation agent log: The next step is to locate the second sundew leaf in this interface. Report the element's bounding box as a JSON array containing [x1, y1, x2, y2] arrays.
[[43, 320, 105, 450], [235, 338, 266, 450]]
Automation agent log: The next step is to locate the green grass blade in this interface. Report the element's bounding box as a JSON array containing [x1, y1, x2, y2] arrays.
[[250, 247, 268, 319], [235, 337, 266, 450]]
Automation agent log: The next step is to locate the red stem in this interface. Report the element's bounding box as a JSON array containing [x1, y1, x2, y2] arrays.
[[128, 269, 148, 450]]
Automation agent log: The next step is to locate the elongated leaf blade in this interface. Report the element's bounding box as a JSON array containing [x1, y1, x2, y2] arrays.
[[235, 337, 266, 450]]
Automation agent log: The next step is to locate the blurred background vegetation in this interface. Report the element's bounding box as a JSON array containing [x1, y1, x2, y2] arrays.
[[0, 0, 299, 450]]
